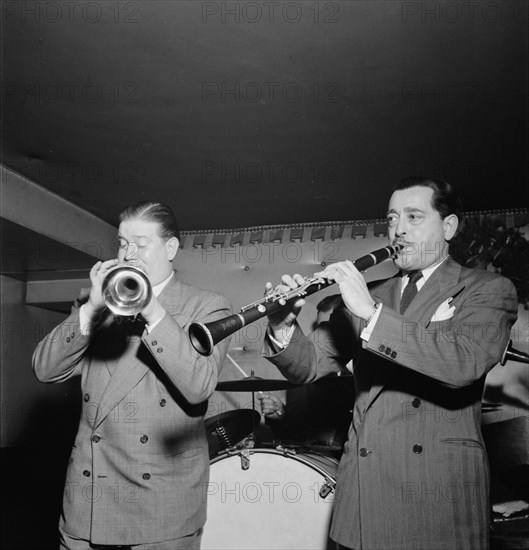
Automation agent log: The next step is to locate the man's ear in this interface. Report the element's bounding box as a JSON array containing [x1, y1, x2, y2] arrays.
[[443, 214, 459, 241], [166, 237, 179, 262]]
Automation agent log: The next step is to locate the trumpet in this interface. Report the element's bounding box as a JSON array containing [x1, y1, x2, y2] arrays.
[[189, 242, 404, 356], [102, 263, 152, 316]]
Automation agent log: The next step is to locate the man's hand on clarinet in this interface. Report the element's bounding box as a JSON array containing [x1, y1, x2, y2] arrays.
[[265, 274, 306, 334], [314, 261, 375, 320]]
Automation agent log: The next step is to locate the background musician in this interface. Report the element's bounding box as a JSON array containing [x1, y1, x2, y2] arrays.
[[263, 177, 518, 550], [33, 201, 231, 550], [258, 294, 354, 451]]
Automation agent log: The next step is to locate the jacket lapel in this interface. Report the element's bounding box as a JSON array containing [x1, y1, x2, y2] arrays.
[[403, 257, 465, 322], [363, 275, 401, 411], [93, 273, 183, 429], [364, 258, 464, 412]]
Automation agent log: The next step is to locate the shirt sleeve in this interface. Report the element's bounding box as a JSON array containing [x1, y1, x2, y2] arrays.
[[360, 304, 383, 342], [266, 324, 296, 351]]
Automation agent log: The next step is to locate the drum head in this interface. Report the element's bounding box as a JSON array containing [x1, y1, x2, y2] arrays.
[[202, 449, 338, 550]]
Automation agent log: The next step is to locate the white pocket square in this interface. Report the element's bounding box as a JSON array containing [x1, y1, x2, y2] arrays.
[[431, 299, 456, 322]]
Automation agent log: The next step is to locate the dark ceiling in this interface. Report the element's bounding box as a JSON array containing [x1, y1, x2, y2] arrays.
[[2, 0, 528, 231]]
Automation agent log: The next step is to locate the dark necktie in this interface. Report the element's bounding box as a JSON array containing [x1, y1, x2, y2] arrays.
[[125, 314, 147, 336], [400, 271, 423, 314]]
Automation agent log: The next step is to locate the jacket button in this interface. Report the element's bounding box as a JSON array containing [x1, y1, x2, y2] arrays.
[[140, 435, 149, 444], [412, 398, 421, 408], [151, 340, 157, 346], [83, 470, 91, 477], [92, 435, 100, 443], [84, 394, 90, 403], [413, 444, 423, 454], [378, 345, 385, 352], [359, 448, 370, 457], [385, 347, 391, 355], [71, 332, 75, 338], [142, 473, 151, 480], [157, 347, 163, 353], [391, 351, 397, 358], [159, 399, 166, 407], [66, 337, 70, 343]]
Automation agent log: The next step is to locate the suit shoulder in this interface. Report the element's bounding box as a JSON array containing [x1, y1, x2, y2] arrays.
[[457, 263, 518, 301], [458, 263, 514, 287], [176, 281, 231, 308], [367, 276, 396, 293]]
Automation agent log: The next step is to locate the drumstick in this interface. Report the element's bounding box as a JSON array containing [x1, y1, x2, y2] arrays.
[[225, 353, 249, 378]]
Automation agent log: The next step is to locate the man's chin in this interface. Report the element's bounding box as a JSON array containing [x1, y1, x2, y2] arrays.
[[393, 257, 416, 272]]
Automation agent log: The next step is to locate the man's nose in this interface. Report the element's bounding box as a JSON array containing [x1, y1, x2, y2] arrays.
[[124, 243, 138, 260], [395, 218, 408, 237]]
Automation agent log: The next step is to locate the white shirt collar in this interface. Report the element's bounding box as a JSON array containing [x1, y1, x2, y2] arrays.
[[152, 271, 174, 297], [401, 255, 448, 290]]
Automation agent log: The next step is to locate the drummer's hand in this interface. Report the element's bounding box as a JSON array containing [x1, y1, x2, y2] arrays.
[[314, 261, 375, 320], [257, 392, 285, 419], [265, 274, 306, 333]]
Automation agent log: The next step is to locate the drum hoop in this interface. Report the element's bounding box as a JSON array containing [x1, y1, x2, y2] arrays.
[[210, 447, 338, 483]]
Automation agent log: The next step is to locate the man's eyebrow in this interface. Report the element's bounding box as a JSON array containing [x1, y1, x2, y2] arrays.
[[117, 234, 150, 240], [386, 206, 427, 216]]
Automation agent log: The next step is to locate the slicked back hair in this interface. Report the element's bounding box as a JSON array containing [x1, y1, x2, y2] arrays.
[[393, 177, 463, 224], [119, 201, 180, 241]]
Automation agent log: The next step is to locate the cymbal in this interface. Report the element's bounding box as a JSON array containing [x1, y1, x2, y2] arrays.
[[216, 375, 299, 392], [205, 409, 260, 456]]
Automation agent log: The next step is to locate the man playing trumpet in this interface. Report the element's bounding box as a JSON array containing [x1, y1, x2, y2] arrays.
[[263, 178, 518, 550], [33, 201, 231, 550]]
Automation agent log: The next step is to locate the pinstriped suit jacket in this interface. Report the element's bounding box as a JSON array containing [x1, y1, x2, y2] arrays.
[[33, 275, 231, 545], [265, 258, 518, 550]]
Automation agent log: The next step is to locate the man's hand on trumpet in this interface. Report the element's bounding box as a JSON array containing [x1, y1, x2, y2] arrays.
[[85, 259, 120, 319], [84, 258, 164, 326]]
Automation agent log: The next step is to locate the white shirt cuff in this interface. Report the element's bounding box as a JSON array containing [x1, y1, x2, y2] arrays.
[[360, 304, 383, 342], [79, 304, 97, 335], [267, 324, 296, 350], [145, 312, 166, 334]]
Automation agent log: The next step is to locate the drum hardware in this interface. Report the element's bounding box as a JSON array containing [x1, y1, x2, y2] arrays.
[[205, 410, 261, 457], [319, 479, 335, 499], [215, 446, 337, 497], [275, 444, 298, 457], [213, 425, 231, 449], [274, 441, 345, 454], [274, 445, 336, 497], [239, 449, 251, 471]]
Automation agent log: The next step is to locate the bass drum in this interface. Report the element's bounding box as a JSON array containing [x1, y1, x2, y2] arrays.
[[201, 448, 339, 550]]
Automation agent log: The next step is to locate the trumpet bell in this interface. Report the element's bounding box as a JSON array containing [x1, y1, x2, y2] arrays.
[[102, 264, 152, 316]]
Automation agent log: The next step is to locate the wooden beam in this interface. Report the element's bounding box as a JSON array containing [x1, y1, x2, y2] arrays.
[[1, 164, 116, 259], [26, 278, 90, 312]]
